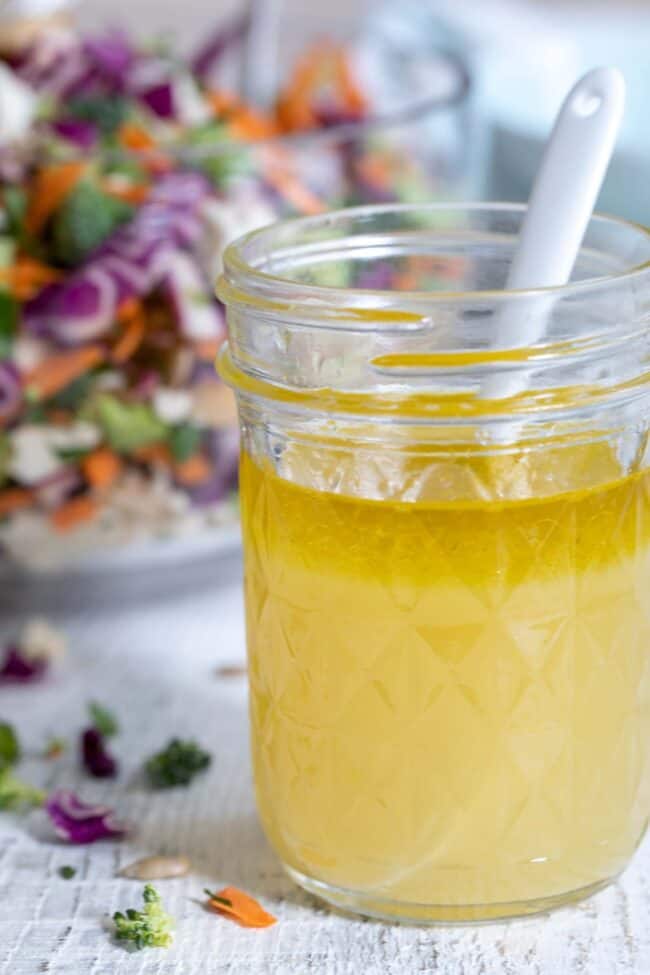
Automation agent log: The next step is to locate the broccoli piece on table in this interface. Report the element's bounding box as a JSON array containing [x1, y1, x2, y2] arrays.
[[0, 722, 19, 770], [88, 701, 119, 738], [145, 738, 211, 789], [113, 884, 174, 950], [0, 768, 45, 810]]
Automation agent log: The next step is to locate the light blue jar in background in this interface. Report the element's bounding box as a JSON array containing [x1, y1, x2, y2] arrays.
[[425, 0, 650, 225]]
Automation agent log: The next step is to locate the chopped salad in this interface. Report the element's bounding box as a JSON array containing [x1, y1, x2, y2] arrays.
[[0, 21, 441, 570]]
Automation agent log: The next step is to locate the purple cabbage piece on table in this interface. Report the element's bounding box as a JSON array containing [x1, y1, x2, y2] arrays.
[[81, 728, 118, 778], [23, 172, 213, 346], [46, 789, 129, 844], [0, 645, 47, 684], [0, 362, 21, 422]]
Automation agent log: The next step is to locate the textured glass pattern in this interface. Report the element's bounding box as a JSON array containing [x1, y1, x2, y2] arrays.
[[241, 449, 650, 913]]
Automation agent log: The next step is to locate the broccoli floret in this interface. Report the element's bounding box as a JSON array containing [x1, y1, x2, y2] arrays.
[[88, 701, 119, 738], [91, 394, 167, 453], [168, 424, 202, 462], [0, 768, 45, 810], [113, 884, 174, 951], [68, 95, 130, 137], [0, 293, 17, 355], [50, 181, 134, 267], [186, 122, 252, 187], [0, 722, 19, 770], [145, 738, 211, 789]]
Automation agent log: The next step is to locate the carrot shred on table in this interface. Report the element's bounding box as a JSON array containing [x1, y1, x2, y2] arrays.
[[111, 307, 145, 363], [25, 161, 87, 235], [51, 495, 99, 533], [26, 346, 104, 400], [82, 448, 122, 490], [174, 453, 211, 486], [0, 488, 33, 518], [205, 887, 277, 928]]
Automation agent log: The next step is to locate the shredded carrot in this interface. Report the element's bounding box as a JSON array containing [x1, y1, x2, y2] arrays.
[[101, 179, 150, 205], [116, 126, 172, 176], [47, 409, 74, 425], [262, 148, 325, 216], [355, 154, 393, 191], [133, 443, 172, 466], [51, 495, 99, 532], [82, 448, 122, 490], [207, 89, 239, 116], [26, 346, 104, 400], [111, 308, 145, 364], [276, 41, 366, 132], [25, 161, 87, 235], [194, 338, 223, 362], [334, 46, 367, 115], [0, 488, 33, 518], [116, 297, 140, 322], [228, 106, 277, 142], [0, 257, 62, 300], [205, 887, 277, 928], [174, 453, 211, 486], [117, 123, 156, 152]]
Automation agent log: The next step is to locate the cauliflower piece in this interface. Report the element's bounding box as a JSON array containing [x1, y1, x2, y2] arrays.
[[152, 388, 193, 425], [8, 426, 64, 484], [20, 618, 67, 663]]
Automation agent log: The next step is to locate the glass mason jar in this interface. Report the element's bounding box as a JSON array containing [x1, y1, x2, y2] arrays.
[[218, 203, 650, 923]]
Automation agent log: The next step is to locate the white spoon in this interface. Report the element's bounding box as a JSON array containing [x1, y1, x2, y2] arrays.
[[482, 66, 626, 401]]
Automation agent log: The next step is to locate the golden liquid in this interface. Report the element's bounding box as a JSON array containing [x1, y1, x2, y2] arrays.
[[241, 449, 650, 916]]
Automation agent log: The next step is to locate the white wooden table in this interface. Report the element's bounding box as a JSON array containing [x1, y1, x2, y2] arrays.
[[1, 555, 650, 975]]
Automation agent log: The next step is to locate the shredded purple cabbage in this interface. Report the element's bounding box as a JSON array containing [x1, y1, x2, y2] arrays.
[[35, 468, 83, 511], [23, 172, 213, 345], [84, 31, 133, 86], [0, 362, 21, 422], [46, 789, 129, 843], [81, 728, 118, 778], [0, 645, 47, 683], [138, 81, 175, 119], [191, 11, 250, 82], [187, 427, 239, 506], [51, 118, 98, 150], [355, 262, 395, 290]]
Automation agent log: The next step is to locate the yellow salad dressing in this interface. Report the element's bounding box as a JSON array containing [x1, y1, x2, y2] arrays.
[[241, 447, 650, 919]]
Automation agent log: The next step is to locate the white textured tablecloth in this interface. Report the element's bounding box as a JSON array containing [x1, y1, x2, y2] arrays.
[[2, 558, 650, 975]]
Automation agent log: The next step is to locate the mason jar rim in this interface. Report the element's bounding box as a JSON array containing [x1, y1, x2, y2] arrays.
[[218, 201, 650, 316]]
